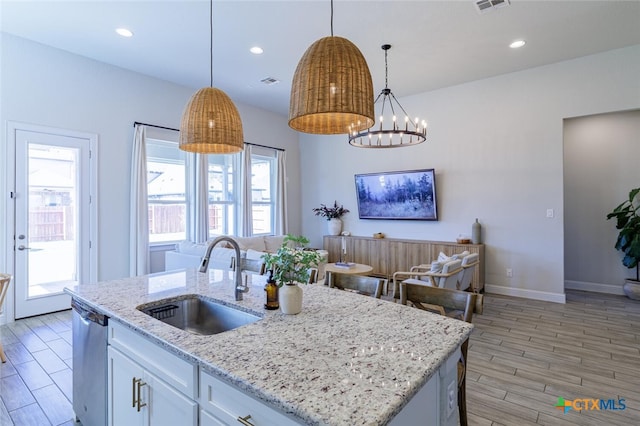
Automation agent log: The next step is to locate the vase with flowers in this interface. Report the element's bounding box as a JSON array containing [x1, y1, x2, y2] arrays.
[[262, 234, 323, 314], [313, 200, 350, 236]]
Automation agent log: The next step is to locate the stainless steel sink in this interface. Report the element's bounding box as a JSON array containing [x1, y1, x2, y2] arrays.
[[138, 296, 261, 335]]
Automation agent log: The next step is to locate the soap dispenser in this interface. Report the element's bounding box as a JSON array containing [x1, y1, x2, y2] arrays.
[[264, 269, 279, 310]]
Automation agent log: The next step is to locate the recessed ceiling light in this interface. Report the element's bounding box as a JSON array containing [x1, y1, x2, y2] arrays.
[[509, 40, 526, 49], [116, 28, 133, 38], [250, 46, 264, 55]]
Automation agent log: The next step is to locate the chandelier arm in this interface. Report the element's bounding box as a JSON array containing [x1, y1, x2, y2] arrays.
[[387, 96, 397, 123], [389, 92, 417, 127]]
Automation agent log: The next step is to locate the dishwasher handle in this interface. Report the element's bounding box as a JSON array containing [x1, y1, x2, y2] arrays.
[[72, 298, 108, 326]]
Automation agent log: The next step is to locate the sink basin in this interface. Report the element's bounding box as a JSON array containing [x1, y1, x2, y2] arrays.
[[138, 296, 261, 335]]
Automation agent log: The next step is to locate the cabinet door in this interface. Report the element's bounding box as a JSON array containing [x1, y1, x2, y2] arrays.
[[388, 241, 431, 274], [108, 347, 145, 426], [146, 371, 198, 426], [109, 346, 197, 426]]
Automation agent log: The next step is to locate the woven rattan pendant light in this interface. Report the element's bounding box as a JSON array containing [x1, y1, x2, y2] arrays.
[[288, 0, 374, 135], [179, 0, 243, 154]]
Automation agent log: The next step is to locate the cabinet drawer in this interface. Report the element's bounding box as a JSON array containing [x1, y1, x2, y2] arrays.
[[200, 371, 300, 426], [108, 321, 197, 399]]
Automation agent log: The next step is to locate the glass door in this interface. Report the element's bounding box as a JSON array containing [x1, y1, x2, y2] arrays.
[[14, 128, 95, 318]]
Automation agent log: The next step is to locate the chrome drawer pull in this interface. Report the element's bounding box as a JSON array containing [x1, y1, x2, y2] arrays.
[[237, 414, 255, 425]]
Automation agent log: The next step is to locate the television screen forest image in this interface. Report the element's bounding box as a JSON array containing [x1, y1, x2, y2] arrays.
[[354, 169, 438, 220]]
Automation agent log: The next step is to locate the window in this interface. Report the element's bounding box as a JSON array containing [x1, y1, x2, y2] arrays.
[[207, 154, 239, 236], [146, 139, 187, 243], [249, 152, 276, 235], [145, 136, 279, 243]]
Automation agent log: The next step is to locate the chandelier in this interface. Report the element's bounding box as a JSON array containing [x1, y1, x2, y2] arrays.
[[348, 44, 427, 148], [179, 0, 244, 154]]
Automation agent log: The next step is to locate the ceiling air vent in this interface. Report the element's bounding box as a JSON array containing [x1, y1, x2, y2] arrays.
[[475, 0, 510, 14], [260, 77, 280, 86]]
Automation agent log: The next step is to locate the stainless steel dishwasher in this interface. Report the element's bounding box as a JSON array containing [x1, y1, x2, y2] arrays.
[[72, 298, 108, 426]]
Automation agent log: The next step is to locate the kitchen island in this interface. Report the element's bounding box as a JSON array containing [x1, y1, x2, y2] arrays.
[[66, 268, 473, 425]]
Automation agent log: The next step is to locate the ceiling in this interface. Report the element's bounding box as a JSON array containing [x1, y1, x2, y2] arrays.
[[2, 1, 640, 117]]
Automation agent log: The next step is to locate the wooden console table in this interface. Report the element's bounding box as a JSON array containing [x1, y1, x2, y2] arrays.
[[323, 235, 485, 292]]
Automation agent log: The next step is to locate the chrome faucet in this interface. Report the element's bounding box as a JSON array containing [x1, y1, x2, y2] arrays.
[[199, 236, 248, 301]]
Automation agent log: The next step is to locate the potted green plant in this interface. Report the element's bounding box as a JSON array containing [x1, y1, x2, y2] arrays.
[[606, 187, 640, 300], [262, 234, 323, 314], [313, 200, 350, 236]]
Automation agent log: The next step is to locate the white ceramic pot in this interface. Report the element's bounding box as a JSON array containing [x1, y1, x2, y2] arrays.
[[327, 218, 342, 236], [279, 283, 303, 314]]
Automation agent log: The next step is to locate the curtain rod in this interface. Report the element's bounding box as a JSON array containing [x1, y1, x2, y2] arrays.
[[133, 121, 179, 132], [245, 142, 285, 152], [133, 122, 285, 152]]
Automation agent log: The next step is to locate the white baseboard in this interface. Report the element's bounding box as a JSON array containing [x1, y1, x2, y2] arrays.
[[564, 280, 625, 295], [484, 284, 566, 304]]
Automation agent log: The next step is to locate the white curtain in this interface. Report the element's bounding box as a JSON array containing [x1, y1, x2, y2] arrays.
[[187, 153, 209, 243], [240, 144, 254, 237], [129, 124, 150, 276], [275, 149, 288, 235]]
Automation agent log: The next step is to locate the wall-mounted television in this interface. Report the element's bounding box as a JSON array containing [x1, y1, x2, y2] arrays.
[[354, 168, 438, 220]]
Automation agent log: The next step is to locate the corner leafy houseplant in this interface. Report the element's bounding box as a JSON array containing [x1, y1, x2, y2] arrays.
[[606, 188, 640, 299]]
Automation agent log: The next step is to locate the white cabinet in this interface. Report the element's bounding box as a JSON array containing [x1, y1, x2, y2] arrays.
[[199, 370, 300, 426], [108, 347, 197, 426], [107, 322, 198, 426], [108, 346, 144, 426]]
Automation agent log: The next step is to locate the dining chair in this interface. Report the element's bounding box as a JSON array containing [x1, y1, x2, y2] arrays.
[[457, 253, 480, 292], [391, 258, 463, 299], [399, 282, 477, 426], [0, 273, 12, 363], [326, 272, 386, 298]]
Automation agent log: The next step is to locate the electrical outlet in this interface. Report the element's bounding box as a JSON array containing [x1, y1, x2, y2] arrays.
[[506, 268, 513, 278], [447, 380, 456, 417], [546, 208, 554, 218]]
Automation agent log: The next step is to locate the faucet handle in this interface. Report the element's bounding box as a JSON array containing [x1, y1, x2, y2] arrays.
[[237, 273, 250, 293]]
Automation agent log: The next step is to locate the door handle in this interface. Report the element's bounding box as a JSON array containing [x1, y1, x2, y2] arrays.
[[136, 380, 147, 412], [132, 377, 147, 411], [18, 245, 31, 250]]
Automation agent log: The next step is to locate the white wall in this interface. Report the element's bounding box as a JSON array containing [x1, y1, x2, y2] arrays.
[[0, 34, 301, 285], [2, 33, 639, 307], [564, 110, 640, 294], [299, 45, 640, 303]]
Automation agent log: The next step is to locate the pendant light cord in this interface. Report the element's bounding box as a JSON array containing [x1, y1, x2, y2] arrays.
[[330, 0, 334, 36], [209, 0, 213, 87]]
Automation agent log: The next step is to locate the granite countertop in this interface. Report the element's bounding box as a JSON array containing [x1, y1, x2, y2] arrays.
[[65, 268, 473, 426]]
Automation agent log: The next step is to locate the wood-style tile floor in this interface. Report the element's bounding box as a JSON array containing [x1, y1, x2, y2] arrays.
[[467, 290, 640, 426], [0, 310, 76, 426], [0, 290, 638, 425]]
